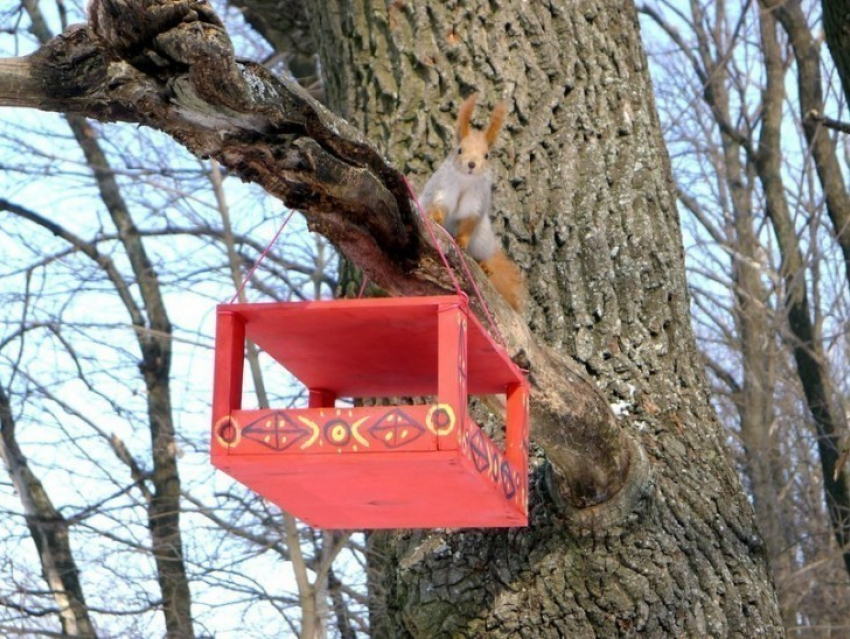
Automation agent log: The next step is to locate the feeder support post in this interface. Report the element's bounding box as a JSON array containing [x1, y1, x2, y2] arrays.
[[308, 389, 337, 408], [213, 309, 246, 420], [435, 301, 467, 450], [506, 381, 529, 484]]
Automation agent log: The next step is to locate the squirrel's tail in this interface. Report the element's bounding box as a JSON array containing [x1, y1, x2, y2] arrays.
[[480, 249, 525, 312]]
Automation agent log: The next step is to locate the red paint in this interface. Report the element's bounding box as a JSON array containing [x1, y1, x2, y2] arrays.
[[211, 295, 529, 529]]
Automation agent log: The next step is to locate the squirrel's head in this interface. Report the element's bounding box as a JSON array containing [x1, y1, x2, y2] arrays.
[[452, 94, 507, 177]]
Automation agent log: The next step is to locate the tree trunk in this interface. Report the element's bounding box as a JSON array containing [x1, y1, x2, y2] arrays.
[[308, 0, 783, 634], [0, 385, 97, 637], [757, 3, 850, 580], [823, 0, 850, 115]]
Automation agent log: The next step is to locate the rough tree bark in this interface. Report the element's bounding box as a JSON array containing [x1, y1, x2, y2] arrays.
[[0, 0, 783, 635]]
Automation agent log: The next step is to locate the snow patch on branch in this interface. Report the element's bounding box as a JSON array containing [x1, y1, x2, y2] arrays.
[[610, 399, 632, 417], [239, 63, 280, 103]]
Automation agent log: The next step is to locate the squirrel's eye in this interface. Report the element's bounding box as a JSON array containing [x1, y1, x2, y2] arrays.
[[457, 148, 462, 155], [485, 153, 490, 159]]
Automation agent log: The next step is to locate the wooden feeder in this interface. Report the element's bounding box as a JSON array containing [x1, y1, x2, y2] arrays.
[[210, 295, 528, 529]]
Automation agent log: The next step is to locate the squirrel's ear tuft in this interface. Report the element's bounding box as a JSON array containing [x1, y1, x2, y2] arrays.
[[485, 102, 507, 146], [456, 94, 478, 141]]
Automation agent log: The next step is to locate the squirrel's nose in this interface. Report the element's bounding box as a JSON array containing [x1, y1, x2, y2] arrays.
[[468, 161, 476, 170]]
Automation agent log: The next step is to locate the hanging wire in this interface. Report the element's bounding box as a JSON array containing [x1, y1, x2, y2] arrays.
[[401, 176, 466, 297], [357, 275, 371, 298], [226, 180, 511, 356], [228, 209, 297, 304], [401, 176, 509, 351]]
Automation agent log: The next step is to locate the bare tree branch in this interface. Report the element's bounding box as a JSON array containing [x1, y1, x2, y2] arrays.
[[0, 385, 96, 637], [806, 109, 850, 135]]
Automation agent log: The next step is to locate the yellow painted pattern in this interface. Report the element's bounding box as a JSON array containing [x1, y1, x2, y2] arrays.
[[214, 415, 241, 448], [425, 403, 456, 436], [296, 416, 321, 449]]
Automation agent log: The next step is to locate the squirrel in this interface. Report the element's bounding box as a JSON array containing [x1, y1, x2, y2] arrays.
[[419, 94, 525, 311]]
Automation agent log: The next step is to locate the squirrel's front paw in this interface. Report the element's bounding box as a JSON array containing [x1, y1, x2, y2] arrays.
[[428, 207, 445, 226], [455, 218, 477, 249]]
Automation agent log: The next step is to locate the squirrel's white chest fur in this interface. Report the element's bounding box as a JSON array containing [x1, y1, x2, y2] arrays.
[[420, 158, 497, 260]]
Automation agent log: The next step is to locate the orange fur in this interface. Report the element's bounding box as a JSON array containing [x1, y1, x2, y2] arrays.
[[427, 204, 446, 226], [455, 217, 478, 249], [456, 94, 478, 141], [480, 249, 525, 312], [485, 102, 507, 146]]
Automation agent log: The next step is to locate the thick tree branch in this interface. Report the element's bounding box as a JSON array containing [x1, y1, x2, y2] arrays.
[[823, 0, 850, 113], [0, 0, 642, 511]]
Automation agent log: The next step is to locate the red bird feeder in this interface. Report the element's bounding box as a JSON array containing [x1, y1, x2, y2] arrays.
[[210, 295, 528, 529]]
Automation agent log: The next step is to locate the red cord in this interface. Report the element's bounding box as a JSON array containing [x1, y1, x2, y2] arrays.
[[402, 176, 465, 296], [357, 275, 370, 298], [401, 176, 508, 352], [228, 181, 511, 357], [228, 209, 296, 304]]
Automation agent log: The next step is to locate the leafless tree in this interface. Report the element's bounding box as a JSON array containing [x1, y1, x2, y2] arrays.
[[641, 0, 850, 632]]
